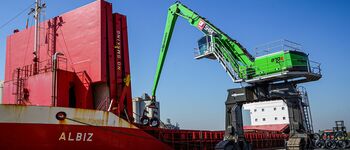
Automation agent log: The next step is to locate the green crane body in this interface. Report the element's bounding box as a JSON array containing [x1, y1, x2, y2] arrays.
[[151, 2, 320, 98]]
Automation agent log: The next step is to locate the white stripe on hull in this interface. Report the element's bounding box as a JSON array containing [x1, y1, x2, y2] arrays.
[[0, 105, 137, 128]]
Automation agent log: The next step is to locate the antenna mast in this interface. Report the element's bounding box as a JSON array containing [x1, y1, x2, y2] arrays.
[[32, 0, 45, 75]]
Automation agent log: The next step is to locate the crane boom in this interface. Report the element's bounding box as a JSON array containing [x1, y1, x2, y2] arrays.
[[151, 2, 320, 98], [152, 2, 254, 97]]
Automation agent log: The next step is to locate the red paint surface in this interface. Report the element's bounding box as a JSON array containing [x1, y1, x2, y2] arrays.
[[112, 13, 133, 119], [3, 72, 52, 105], [3, 0, 132, 116], [0, 123, 172, 150], [3, 1, 110, 105], [5, 1, 107, 83], [243, 124, 289, 132], [141, 127, 288, 149]]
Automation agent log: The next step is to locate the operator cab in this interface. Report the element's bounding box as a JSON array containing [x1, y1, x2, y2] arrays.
[[195, 35, 216, 59]]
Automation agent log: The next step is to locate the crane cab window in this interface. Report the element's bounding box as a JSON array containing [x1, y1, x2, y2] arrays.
[[197, 36, 212, 55], [198, 36, 209, 55]]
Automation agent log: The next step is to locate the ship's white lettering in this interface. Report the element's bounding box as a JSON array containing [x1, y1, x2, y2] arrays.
[[68, 132, 74, 141], [76, 133, 82, 141], [87, 133, 93, 142], [115, 30, 122, 71], [83, 132, 86, 141], [59, 132, 66, 141], [58, 132, 93, 142]]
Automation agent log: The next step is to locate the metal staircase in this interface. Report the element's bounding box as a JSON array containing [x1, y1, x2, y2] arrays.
[[194, 35, 242, 83], [298, 86, 314, 133]]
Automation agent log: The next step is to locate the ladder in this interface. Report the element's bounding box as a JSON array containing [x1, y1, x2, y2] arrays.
[[298, 86, 314, 133], [12, 68, 25, 104], [194, 35, 242, 82]]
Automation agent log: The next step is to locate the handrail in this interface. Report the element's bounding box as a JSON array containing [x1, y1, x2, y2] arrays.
[[254, 39, 304, 57], [241, 58, 322, 76], [11, 57, 68, 81], [96, 96, 111, 111]]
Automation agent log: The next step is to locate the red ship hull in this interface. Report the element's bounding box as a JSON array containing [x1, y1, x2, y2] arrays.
[[0, 105, 288, 150], [0, 105, 172, 150], [0, 123, 171, 150]]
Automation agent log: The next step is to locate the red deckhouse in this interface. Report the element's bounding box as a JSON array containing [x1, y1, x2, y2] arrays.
[[3, 0, 132, 119]]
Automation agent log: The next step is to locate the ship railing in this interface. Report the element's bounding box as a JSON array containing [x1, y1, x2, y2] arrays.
[[55, 56, 68, 71], [11, 57, 68, 81], [142, 128, 288, 149], [76, 71, 92, 89], [96, 97, 112, 111], [16, 59, 51, 79]]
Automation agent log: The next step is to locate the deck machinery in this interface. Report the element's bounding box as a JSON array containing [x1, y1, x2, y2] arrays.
[[151, 2, 322, 150]]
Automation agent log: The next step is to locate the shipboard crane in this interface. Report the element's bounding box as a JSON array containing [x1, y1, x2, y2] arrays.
[[151, 2, 321, 99]]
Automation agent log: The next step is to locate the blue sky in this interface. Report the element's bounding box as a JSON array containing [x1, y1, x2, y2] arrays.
[[1, 0, 349, 131]]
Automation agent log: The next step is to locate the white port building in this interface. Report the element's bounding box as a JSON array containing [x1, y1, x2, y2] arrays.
[[243, 100, 289, 126], [132, 94, 160, 124]]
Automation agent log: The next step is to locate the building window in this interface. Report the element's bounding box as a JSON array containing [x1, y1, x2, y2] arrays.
[[261, 108, 264, 112], [255, 118, 258, 122], [283, 117, 286, 120], [254, 109, 257, 112], [282, 107, 285, 110], [262, 118, 266, 121], [275, 117, 278, 120], [274, 107, 276, 111]]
